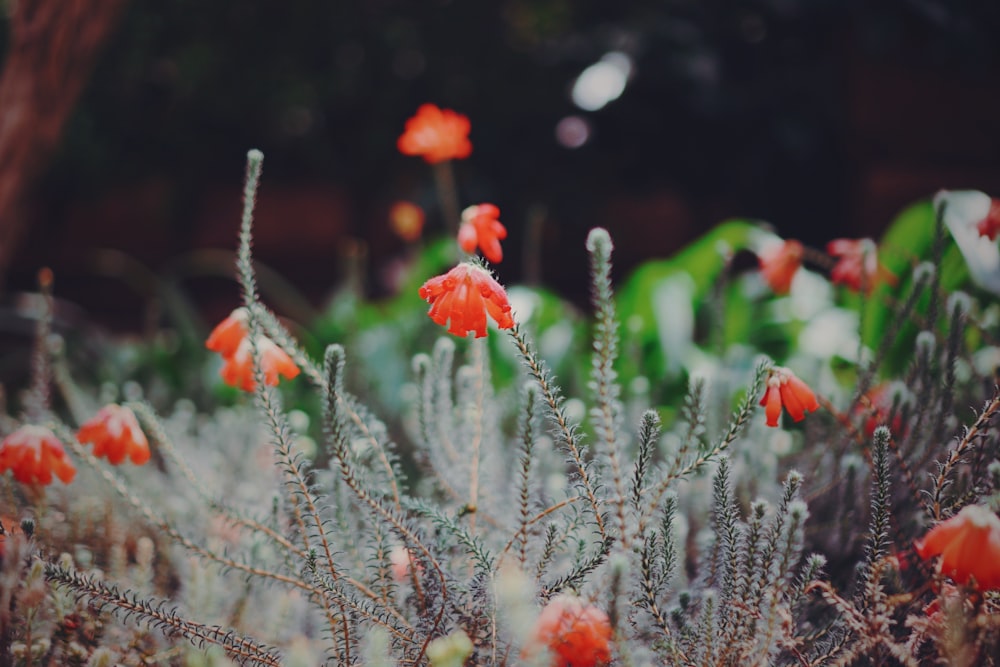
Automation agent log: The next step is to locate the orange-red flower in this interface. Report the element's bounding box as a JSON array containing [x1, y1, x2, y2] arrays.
[[77, 404, 151, 466], [914, 505, 1000, 591], [458, 203, 507, 264], [760, 366, 820, 427], [976, 198, 1000, 240], [826, 238, 896, 293], [206, 307, 248, 358], [397, 104, 472, 164], [220, 336, 300, 392], [758, 239, 804, 294], [418, 262, 515, 338], [0, 425, 76, 485], [389, 201, 426, 242], [528, 594, 612, 667]]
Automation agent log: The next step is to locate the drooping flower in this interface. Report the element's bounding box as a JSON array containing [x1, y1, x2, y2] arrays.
[[760, 366, 820, 427], [914, 505, 1000, 591], [418, 262, 515, 338], [389, 201, 426, 242], [528, 594, 613, 667], [77, 404, 151, 466], [976, 198, 1000, 241], [458, 203, 507, 264], [758, 239, 804, 294], [826, 238, 896, 293], [0, 425, 76, 485], [397, 104, 472, 164], [206, 307, 249, 358], [220, 336, 300, 392]]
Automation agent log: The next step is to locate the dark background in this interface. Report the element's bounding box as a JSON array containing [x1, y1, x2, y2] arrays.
[[4, 0, 1000, 329]]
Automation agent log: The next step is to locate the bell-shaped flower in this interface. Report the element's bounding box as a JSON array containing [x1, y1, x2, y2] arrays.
[[206, 307, 249, 358], [915, 505, 1000, 591], [77, 404, 151, 466], [0, 425, 76, 485], [527, 594, 613, 667], [458, 203, 507, 264], [418, 262, 515, 338], [760, 366, 820, 427], [758, 239, 804, 295], [220, 336, 300, 392], [397, 104, 472, 164], [826, 238, 896, 293]]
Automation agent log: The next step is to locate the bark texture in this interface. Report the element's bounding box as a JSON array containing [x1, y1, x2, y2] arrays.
[[0, 0, 128, 288]]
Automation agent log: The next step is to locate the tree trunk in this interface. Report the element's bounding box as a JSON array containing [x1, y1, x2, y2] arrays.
[[0, 0, 128, 289]]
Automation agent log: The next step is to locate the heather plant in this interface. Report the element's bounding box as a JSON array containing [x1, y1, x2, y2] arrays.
[[1, 108, 1000, 667]]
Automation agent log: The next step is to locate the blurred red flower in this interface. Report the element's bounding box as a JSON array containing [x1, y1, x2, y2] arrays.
[[976, 199, 1000, 240], [77, 404, 151, 466], [458, 203, 507, 264], [220, 336, 300, 392], [528, 594, 612, 667], [397, 104, 472, 164], [0, 425, 76, 485], [915, 505, 1000, 591], [758, 239, 803, 294], [760, 366, 820, 427], [826, 238, 896, 293], [418, 262, 514, 338], [389, 201, 426, 242]]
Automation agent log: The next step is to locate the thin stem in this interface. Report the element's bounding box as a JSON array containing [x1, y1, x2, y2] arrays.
[[432, 160, 460, 237]]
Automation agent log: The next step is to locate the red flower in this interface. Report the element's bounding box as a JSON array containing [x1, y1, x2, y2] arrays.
[[0, 425, 76, 485], [826, 238, 896, 293], [458, 203, 507, 264], [914, 505, 1000, 591], [418, 262, 515, 338], [206, 307, 248, 358], [77, 404, 151, 466], [529, 594, 612, 667], [220, 336, 300, 392], [758, 240, 804, 294], [976, 199, 1000, 240], [397, 104, 472, 164], [760, 366, 820, 427], [389, 201, 425, 242]]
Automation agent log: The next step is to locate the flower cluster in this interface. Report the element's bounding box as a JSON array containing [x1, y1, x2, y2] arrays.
[[760, 366, 820, 427], [400, 104, 517, 338], [0, 404, 155, 487], [205, 308, 300, 391], [757, 236, 894, 295]]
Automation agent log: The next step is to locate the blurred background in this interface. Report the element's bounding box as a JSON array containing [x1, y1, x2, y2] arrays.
[[1, 0, 1000, 330]]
